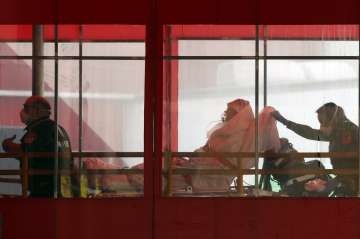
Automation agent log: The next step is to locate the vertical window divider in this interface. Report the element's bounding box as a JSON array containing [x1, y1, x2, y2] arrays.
[[259, 25, 268, 191], [54, 24, 59, 198], [255, 25, 260, 193], [79, 25, 84, 191], [164, 25, 173, 196], [358, 24, 360, 197], [264, 25, 268, 108]]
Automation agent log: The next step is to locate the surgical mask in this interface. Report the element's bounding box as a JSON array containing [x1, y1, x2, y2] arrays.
[[319, 105, 338, 137], [20, 109, 32, 125]]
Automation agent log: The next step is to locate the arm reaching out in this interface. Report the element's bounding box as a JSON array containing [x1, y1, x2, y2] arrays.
[[271, 111, 330, 141], [271, 111, 289, 126]]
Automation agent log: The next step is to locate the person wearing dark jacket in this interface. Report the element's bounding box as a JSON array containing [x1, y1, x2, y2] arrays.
[[271, 102, 359, 196], [2, 96, 77, 197]]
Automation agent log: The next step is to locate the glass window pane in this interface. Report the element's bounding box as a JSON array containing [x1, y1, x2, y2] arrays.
[[0, 59, 32, 196], [0, 25, 56, 57], [265, 25, 359, 56], [44, 42, 54, 56], [0, 42, 32, 56], [166, 25, 256, 56], [178, 40, 255, 56], [82, 25, 145, 57], [164, 59, 259, 197], [57, 60, 80, 151], [81, 59, 145, 197], [163, 25, 259, 197], [82, 60, 144, 152], [59, 43, 79, 56], [83, 42, 145, 57], [266, 60, 358, 197], [82, 157, 144, 197], [163, 24, 360, 198], [0, 25, 32, 56]]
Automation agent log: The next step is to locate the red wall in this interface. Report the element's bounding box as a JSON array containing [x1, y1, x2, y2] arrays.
[[156, 198, 360, 239], [0, 1, 360, 239], [0, 198, 152, 239], [0, 198, 359, 239]]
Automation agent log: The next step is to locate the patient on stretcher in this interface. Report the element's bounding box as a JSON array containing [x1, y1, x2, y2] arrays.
[[84, 98, 338, 197], [127, 98, 281, 193]]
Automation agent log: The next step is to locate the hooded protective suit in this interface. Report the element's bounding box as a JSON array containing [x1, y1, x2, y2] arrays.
[[186, 99, 281, 192], [127, 98, 281, 193]]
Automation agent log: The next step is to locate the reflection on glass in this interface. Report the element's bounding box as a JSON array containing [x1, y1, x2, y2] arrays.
[[82, 60, 144, 153], [58, 61, 79, 151], [0, 24, 146, 198], [264, 25, 359, 56], [0, 59, 32, 196], [179, 40, 255, 56], [163, 58, 256, 196], [0, 42, 32, 56], [59, 43, 79, 56], [83, 42, 145, 57], [163, 25, 360, 198], [81, 157, 143, 197], [80, 59, 145, 197], [0, 25, 32, 56]]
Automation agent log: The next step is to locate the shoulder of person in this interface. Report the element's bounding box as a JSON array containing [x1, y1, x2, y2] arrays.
[[342, 120, 358, 131], [338, 120, 358, 145]]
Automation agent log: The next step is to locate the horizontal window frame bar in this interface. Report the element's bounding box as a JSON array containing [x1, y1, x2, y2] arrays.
[[163, 56, 360, 60], [0, 151, 355, 158], [2, 38, 357, 42], [0, 40, 145, 43], [167, 168, 358, 176], [0, 169, 143, 176], [175, 37, 360, 41], [0, 168, 356, 176], [0, 56, 145, 60], [164, 151, 357, 158], [0, 152, 144, 158], [0, 56, 356, 60]]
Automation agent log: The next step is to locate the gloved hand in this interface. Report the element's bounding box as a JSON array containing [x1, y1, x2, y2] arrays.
[[271, 111, 289, 125], [2, 135, 21, 152]]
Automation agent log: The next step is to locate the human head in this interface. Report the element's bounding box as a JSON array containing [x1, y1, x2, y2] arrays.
[[316, 102, 345, 135], [223, 99, 248, 122], [20, 96, 51, 125]]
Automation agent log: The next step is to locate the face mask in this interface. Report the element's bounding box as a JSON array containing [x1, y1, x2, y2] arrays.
[[222, 108, 237, 122], [20, 109, 32, 125], [318, 105, 339, 137]]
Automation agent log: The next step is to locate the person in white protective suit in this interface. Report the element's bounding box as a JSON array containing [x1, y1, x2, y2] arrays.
[[184, 98, 281, 192], [127, 98, 281, 194]]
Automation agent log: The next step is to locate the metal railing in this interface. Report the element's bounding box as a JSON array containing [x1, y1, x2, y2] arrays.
[[0, 152, 144, 198], [0, 151, 357, 197], [163, 151, 359, 195]]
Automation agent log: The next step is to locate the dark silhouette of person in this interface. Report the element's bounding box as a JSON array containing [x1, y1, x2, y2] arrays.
[[2, 96, 77, 197], [272, 102, 359, 196]]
